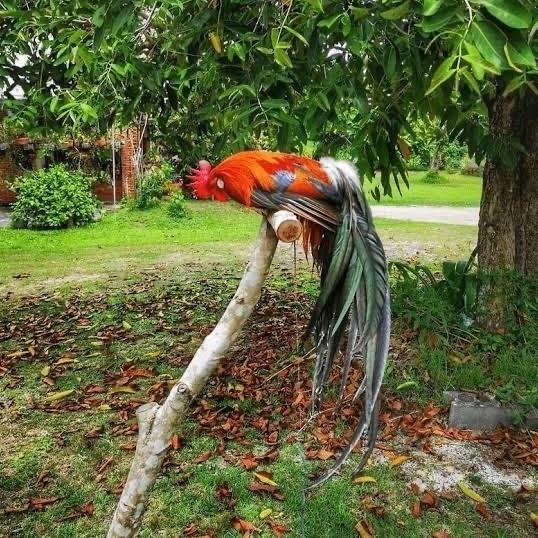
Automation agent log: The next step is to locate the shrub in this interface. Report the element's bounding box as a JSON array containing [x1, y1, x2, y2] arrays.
[[460, 156, 484, 177], [11, 165, 99, 229], [167, 192, 189, 220], [132, 163, 174, 209], [420, 170, 447, 184]]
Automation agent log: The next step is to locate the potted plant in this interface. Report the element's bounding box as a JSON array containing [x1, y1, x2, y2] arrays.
[[94, 137, 107, 148], [13, 135, 30, 145]]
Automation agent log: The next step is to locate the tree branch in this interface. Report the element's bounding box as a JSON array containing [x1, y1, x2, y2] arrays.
[[107, 217, 281, 538]]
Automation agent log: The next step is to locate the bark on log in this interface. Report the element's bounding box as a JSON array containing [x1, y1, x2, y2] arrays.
[[107, 219, 279, 538]]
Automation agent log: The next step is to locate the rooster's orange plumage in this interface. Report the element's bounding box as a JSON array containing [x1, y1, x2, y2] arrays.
[[188, 150, 390, 486]]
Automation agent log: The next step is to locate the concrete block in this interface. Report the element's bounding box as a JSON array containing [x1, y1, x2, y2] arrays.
[[445, 391, 538, 431], [447, 391, 515, 430]]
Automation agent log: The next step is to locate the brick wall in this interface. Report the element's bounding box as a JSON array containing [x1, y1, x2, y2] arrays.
[[0, 122, 146, 205], [0, 152, 18, 205], [92, 179, 124, 203], [120, 128, 140, 198]]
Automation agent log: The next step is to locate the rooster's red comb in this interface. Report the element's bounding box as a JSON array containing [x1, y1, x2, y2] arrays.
[[187, 160, 212, 199]]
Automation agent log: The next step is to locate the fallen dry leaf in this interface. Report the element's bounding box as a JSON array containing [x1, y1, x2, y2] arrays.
[[475, 502, 491, 520], [171, 434, 181, 450], [240, 455, 258, 470], [248, 482, 284, 501], [458, 482, 486, 504], [353, 476, 377, 484], [432, 531, 451, 538], [355, 519, 374, 537], [389, 455, 410, 467], [43, 389, 74, 402], [531, 511, 538, 528], [110, 385, 137, 394], [29, 497, 61, 510], [184, 522, 198, 536], [58, 501, 95, 522], [259, 508, 272, 519], [55, 356, 75, 365], [420, 490, 437, 507], [269, 521, 288, 536], [232, 517, 260, 532], [253, 470, 278, 487], [192, 451, 211, 464], [362, 496, 385, 518], [412, 501, 422, 518]]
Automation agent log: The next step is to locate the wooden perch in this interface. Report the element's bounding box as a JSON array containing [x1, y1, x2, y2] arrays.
[[267, 210, 302, 242], [107, 218, 280, 538]]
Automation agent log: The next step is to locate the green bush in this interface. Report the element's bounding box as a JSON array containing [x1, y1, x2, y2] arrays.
[[11, 165, 99, 229], [167, 192, 189, 220], [420, 170, 447, 184], [460, 155, 484, 177], [132, 163, 174, 210]]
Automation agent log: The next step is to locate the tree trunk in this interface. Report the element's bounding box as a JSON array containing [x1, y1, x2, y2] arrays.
[[477, 84, 538, 329]]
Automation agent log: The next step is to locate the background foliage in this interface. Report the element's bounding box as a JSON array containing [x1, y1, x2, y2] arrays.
[[11, 164, 99, 228], [2, 1, 536, 193]]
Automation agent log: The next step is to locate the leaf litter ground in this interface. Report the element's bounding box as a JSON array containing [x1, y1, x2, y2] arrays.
[[0, 266, 536, 537]]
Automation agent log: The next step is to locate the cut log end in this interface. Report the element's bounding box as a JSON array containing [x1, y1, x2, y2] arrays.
[[268, 210, 302, 243]]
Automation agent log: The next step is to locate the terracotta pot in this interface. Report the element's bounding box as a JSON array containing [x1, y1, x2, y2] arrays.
[[13, 136, 29, 145], [94, 137, 107, 148]]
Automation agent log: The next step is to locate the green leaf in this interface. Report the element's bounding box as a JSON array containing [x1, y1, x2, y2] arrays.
[[341, 13, 351, 37], [425, 56, 457, 95], [80, 103, 98, 120], [505, 40, 537, 68], [420, 6, 457, 32], [270, 28, 279, 49], [471, 20, 507, 69], [383, 46, 397, 80], [423, 0, 444, 17], [380, 0, 410, 21], [305, 0, 324, 11], [350, 7, 369, 20], [504, 44, 524, 72], [502, 75, 527, 96], [317, 13, 342, 29], [460, 67, 481, 94], [274, 48, 293, 68], [462, 54, 501, 77], [474, 0, 531, 30], [49, 95, 59, 113], [283, 25, 309, 46]]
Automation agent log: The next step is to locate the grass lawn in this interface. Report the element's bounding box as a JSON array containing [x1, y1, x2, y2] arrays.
[[366, 171, 482, 207], [1, 270, 536, 538], [0, 201, 477, 295], [1, 202, 535, 537]]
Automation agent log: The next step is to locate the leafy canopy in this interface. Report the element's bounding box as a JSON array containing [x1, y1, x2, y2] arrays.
[[1, 1, 537, 193]]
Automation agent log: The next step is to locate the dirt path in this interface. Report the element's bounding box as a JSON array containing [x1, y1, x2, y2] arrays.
[[372, 205, 479, 225]]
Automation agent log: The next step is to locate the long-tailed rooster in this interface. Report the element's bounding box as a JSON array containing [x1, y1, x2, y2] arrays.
[[188, 151, 390, 486]]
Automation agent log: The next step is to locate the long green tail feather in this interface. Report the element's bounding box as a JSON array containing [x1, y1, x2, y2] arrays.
[[303, 159, 390, 487]]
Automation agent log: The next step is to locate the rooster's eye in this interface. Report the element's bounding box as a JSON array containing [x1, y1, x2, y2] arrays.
[[216, 178, 225, 189]]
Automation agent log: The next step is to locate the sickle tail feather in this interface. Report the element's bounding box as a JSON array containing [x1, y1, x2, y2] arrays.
[[303, 159, 390, 487]]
